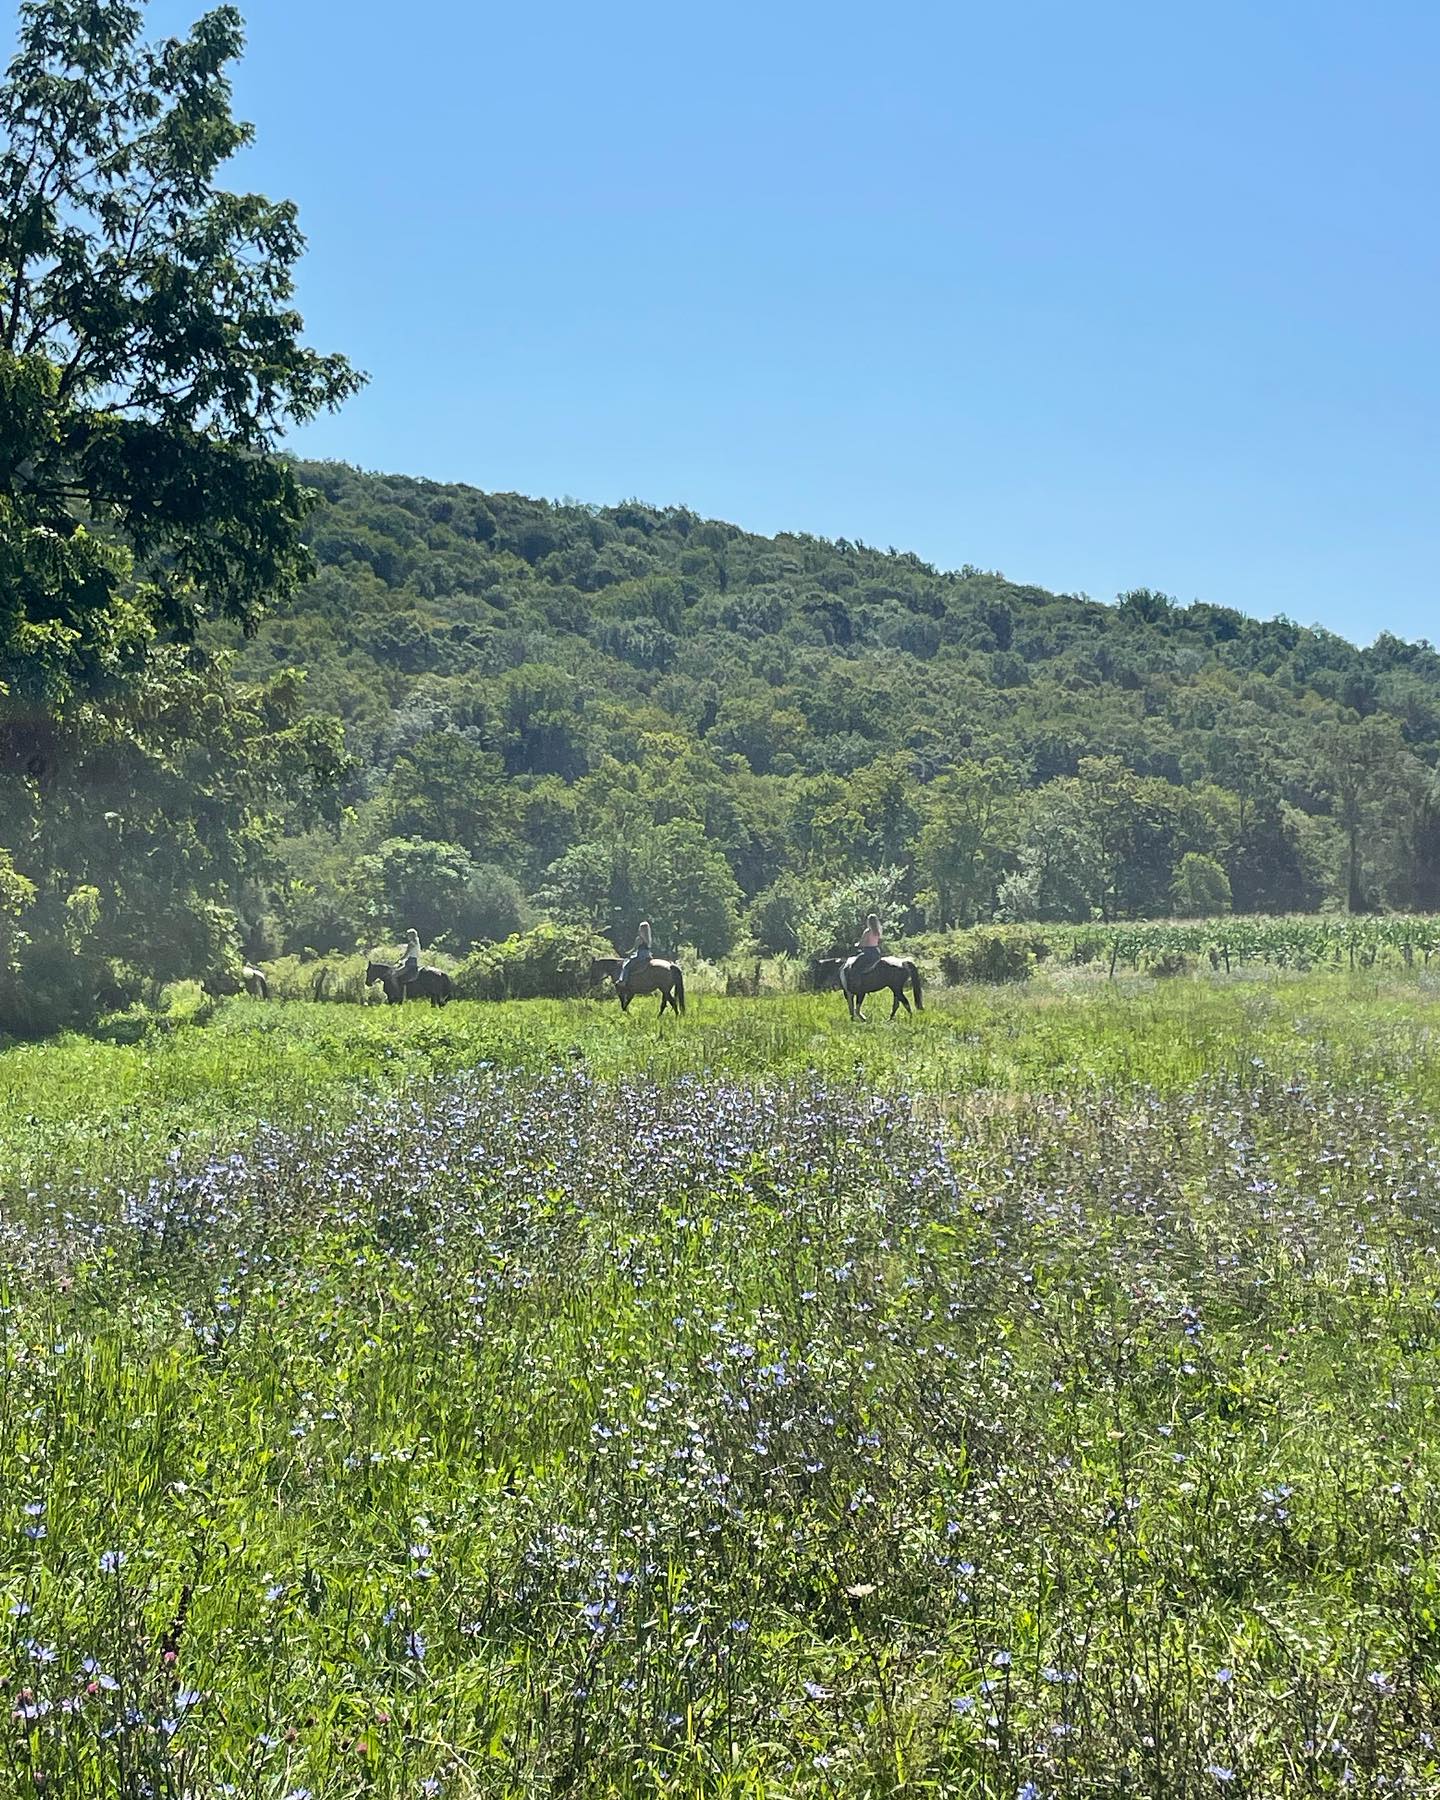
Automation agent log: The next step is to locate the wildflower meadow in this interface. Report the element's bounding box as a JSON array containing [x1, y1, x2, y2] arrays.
[[3, 975, 1440, 1796]]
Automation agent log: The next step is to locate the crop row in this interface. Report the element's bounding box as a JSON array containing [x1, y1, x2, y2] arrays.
[[1013, 913, 1440, 974]]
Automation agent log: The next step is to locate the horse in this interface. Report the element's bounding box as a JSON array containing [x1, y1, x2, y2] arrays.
[[203, 965, 269, 1000], [365, 960, 453, 1007], [818, 953, 923, 1021], [592, 954, 686, 1018]]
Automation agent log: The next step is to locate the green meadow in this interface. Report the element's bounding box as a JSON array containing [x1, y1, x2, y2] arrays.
[[4, 973, 1440, 1796]]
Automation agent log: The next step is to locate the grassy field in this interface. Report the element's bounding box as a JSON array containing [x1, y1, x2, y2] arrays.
[[4, 973, 1440, 1796]]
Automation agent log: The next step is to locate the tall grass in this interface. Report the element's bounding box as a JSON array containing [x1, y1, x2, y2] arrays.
[[3, 976, 1440, 1793]]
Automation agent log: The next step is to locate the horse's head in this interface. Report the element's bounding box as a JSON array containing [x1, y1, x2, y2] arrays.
[[364, 961, 389, 987], [812, 957, 845, 991]]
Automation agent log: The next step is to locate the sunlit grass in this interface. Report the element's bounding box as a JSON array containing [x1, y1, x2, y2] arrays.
[[7, 971, 1440, 1196], [3, 974, 1440, 1793]]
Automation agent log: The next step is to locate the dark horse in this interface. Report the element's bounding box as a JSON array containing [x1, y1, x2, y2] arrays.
[[591, 954, 686, 1018], [366, 960, 453, 1007], [816, 954, 923, 1021]]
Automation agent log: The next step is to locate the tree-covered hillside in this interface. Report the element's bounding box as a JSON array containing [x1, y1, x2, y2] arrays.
[[214, 461, 1440, 960]]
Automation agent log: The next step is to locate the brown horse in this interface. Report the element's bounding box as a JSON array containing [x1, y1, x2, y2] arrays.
[[366, 960, 453, 1007], [592, 954, 686, 1017], [819, 953, 923, 1021]]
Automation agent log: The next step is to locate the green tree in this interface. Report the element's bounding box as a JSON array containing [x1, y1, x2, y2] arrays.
[[0, 654, 346, 1023], [799, 754, 922, 886], [915, 757, 1020, 927], [0, 847, 36, 987], [0, 0, 359, 1025], [796, 866, 908, 960], [1076, 757, 1179, 921], [1319, 715, 1408, 912], [539, 821, 740, 958], [382, 731, 517, 862], [1171, 851, 1232, 916], [457, 863, 529, 945], [0, 0, 361, 707], [496, 664, 590, 778], [356, 838, 475, 947], [998, 781, 1104, 923], [746, 872, 809, 956]]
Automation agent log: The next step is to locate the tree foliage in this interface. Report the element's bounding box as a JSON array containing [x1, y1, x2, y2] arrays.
[[0, 0, 359, 1028], [0, 0, 360, 702], [197, 460, 1440, 970]]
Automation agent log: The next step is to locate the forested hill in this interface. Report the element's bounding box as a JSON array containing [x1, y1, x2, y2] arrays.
[[216, 460, 1440, 958]]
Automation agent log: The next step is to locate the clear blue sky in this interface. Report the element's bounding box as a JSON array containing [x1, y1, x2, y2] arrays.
[[137, 0, 1438, 642]]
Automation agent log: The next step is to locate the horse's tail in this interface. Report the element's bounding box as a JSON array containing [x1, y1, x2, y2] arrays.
[[673, 965, 686, 1014], [439, 972, 453, 1005], [910, 961, 923, 1010]]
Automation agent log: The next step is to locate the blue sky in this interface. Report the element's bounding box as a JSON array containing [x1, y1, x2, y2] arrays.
[[126, 2, 1439, 640]]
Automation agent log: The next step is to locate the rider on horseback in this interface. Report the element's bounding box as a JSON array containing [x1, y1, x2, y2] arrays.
[[852, 913, 883, 973], [618, 920, 653, 989], [396, 927, 421, 992]]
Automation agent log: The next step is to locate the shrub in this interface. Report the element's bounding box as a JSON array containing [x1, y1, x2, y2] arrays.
[[1145, 948, 1195, 980], [0, 942, 147, 1040], [725, 962, 762, 997], [939, 928, 1045, 985], [264, 952, 375, 1003], [455, 923, 612, 1002]]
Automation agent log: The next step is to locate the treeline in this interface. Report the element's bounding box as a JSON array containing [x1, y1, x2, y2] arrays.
[[208, 462, 1440, 964]]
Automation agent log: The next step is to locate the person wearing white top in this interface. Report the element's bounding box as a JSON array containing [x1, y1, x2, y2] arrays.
[[618, 919, 653, 987], [397, 928, 421, 988]]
